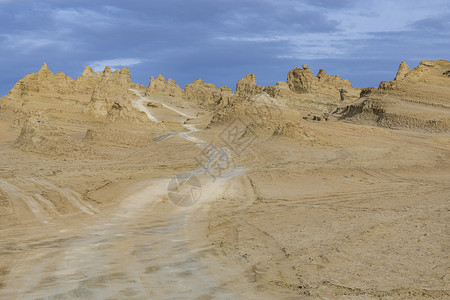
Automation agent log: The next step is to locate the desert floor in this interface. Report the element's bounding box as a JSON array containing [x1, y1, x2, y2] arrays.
[[0, 91, 449, 299]]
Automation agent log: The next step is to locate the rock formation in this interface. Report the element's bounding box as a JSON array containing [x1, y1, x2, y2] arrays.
[[184, 79, 232, 108], [209, 66, 363, 128], [394, 62, 410, 80], [234, 74, 263, 100], [286, 65, 317, 94], [86, 67, 140, 119], [4, 60, 448, 135], [339, 60, 450, 132], [4, 63, 141, 125], [145, 75, 183, 98], [6, 63, 139, 117], [263, 81, 297, 99], [286, 65, 361, 101], [7, 63, 75, 100]]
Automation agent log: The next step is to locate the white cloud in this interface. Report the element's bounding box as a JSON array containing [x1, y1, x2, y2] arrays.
[[329, 0, 449, 34], [89, 58, 145, 72], [52, 8, 114, 28], [0, 33, 70, 52], [217, 0, 449, 60], [217, 32, 368, 60]]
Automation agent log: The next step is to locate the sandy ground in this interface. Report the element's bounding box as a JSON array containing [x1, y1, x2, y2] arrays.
[[0, 90, 449, 299]]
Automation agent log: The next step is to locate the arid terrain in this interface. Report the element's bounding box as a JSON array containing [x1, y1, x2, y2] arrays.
[[0, 60, 449, 299]]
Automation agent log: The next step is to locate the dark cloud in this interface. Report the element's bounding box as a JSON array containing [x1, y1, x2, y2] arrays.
[[411, 14, 450, 32], [0, 0, 448, 94], [303, 0, 353, 8]]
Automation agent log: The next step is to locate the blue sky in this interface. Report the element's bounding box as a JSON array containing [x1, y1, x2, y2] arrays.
[[0, 0, 449, 95]]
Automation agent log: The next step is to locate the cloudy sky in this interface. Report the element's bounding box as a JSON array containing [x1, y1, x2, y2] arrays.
[[0, 0, 449, 95]]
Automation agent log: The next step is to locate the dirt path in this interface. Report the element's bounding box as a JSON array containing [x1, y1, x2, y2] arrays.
[[1, 170, 268, 299], [130, 89, 160, 123]]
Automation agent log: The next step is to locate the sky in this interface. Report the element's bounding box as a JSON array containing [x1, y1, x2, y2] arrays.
[[0, 0, 449, 95]]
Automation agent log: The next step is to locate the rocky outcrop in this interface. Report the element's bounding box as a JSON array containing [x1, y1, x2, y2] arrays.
[[208, 74, 267, 124], [339, 88, 361, 101], [286, 65, 361, 101], [286, 65, 317, 94], [339, 60, 450, 132], [182, 74, 259, 110], [184, 79, 232, 108], [145, 75, 183, 98], [3, 63, 144, 125], [6, 63, 139, 108], [81, 65, 96, 77], [234, 74, 263, 100], [209, 68, 362, 129], [402, 60, 450, 82], [360, 87, 378, 97], [71, 66, 102, 100], [263, 81, 297, 99], [210, 89, 284, 127], [7, 63, 75, 100], [86, 67, 140, 118], [6, 60, 448, 136], [394, 62, 410, 80]]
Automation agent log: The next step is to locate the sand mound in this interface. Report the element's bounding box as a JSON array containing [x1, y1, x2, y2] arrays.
[[240, 120, 319, 143], [84, 126, 154, 148], [13, 114, 98, 157]]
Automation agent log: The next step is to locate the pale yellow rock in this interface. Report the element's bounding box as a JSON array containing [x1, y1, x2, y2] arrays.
[[234, 74, 262, 101], [145, 75, 183, 98], [81, 65, 96, 77], [341, 60, 450, 131], [286, 65, 360, 102], [183, 79, 233, 108], [394, 61, 410, 80]]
